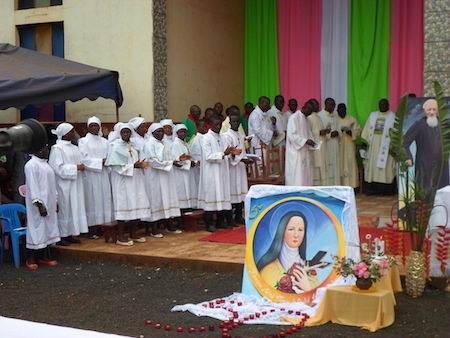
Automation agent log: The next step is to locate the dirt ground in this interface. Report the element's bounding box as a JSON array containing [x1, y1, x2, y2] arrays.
[[0, 258, 449, 338]]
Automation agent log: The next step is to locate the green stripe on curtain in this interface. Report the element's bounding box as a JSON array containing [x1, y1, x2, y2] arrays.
[[348, 0, 391, 126], [244, 0, 280, 105]]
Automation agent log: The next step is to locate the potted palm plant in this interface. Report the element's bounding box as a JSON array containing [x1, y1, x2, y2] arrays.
[[388, 81, 450, 297]]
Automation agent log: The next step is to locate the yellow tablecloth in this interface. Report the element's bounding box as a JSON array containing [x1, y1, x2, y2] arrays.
[[306, 286, 395, 332], [375, 264, 402, 305]]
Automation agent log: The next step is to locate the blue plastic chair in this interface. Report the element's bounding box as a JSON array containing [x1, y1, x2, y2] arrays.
[[0, 203, 27, 268]]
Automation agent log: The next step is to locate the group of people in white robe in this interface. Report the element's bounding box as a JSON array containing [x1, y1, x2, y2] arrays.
[[248, 95, 365, 190], [24, 96, 397, 264], [24, 112, 253, 260]]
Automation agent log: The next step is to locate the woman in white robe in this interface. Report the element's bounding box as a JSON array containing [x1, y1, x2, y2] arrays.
[[105, 124, 151, 245], [24, 146, 60, 268], [171, 124, 197, 209], [48, 123, 88, 244], [78, 116, 114, 233], [141, 123, 181, 237]]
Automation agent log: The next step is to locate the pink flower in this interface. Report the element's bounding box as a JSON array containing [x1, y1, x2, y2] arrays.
[[363, 271, 370, 279], [358, 262, 368, 270], [380, 259, 390, 269]]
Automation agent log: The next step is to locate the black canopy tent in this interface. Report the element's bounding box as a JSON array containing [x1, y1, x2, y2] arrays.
[[0, 43, 123, 121]]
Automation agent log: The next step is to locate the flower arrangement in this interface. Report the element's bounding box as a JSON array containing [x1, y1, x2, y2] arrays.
[[334, 235, 396, 284], [334, 255, 393, 283]]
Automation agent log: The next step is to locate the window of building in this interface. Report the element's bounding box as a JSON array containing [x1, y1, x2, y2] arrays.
[[18, 0, 62, 10], [17, 22, 65, 121]]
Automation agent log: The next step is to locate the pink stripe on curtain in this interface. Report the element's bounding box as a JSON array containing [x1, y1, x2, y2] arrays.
[[277, 0, 322, 106], [389, 0, 424, 110]]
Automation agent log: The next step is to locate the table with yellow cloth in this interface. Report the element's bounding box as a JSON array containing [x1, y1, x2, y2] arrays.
[[305, 285, 395, 332], [374, 264, 402, 304], [281, 266, 401, 331]]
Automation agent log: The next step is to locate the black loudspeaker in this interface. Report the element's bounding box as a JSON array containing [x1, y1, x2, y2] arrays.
[[0, 119, 48, 154]]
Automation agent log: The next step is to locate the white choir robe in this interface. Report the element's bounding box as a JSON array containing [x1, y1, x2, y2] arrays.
[[248, 105, 277, 149], [318, 109, 341, 185], [188, 133, 204, 207], [49, 140, 88, 237], [25, 156, 60, 249], [307, 113, 328, 186], [224, 129, 248, 204], [78, 133, 114, 226], [198, 130, 232, 212], [105, 140, 151, 221], [141, 137, 180, 221], [170, 138, 197, 209], [338, 114, 361, 188], [130, 134, 150, 152], [285, 111, 314, 186], [163, 134, 175, 146]]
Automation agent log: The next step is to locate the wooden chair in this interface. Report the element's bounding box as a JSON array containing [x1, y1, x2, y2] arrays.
[[247, 144, 285, 186]]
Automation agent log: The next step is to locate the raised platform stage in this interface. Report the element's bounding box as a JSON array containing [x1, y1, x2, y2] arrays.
[[53, 194, 398, 273]]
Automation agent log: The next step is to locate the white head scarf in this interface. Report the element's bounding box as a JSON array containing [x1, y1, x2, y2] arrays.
[[51, 123, 74, 140], [160, 119, 174, 128], [87, 116, 102, 136], [175, 124, 187, 133], [108, 122, 124, 142], [129, 117, 146, 130], [119, 123, 133, 134], [149, 123, 163, 134]]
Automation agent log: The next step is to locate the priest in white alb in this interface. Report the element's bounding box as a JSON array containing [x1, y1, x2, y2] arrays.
[[307, 98, 328, 186], [337, 104, 361, 188], [318, 98, 341, 185], [361, 99, 396, 195], [285, 101, 316, 186]]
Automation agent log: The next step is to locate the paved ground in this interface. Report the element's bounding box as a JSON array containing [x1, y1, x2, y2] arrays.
[[0, 259, 448, 338]]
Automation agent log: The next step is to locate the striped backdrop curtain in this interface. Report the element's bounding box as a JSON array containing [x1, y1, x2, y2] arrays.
[[244, 0, 424, 125], [244, 0, 280, 105]]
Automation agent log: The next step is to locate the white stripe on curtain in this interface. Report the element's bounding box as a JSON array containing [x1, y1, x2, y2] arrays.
[[320, 0, 349, 107]]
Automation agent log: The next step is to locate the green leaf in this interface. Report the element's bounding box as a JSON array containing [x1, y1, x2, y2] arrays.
[[388, 94, 409, 165]]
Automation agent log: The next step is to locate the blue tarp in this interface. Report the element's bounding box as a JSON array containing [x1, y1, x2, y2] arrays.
[[0, 43, 123, 110]]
